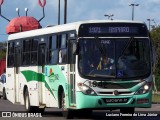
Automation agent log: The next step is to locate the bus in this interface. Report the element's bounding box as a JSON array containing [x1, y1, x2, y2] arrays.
[[6, 20, 153, 118]]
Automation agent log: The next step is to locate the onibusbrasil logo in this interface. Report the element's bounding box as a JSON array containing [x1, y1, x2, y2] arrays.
[[1, 112, 42, 117]]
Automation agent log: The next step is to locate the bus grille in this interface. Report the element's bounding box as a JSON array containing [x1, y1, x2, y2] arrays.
[[98, 91, 132, 95], [97, 81, 139, 89]]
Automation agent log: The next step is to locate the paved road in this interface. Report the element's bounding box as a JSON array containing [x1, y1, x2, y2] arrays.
[[0, 99, 160, 120]]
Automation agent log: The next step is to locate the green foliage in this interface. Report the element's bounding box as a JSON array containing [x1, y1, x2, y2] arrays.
[[150, 26, 160, 45], [155, 76, 160, 91], [150, 26, 160, 92], [152, 93, 160, 103], [150, 26, 160, 75]]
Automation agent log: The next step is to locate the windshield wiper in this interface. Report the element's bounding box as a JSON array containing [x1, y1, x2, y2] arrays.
[[117, 37, 134, 59], [95, 37, 106, 58], [88, 74, 115, 78], [91, 74, 116, 78]]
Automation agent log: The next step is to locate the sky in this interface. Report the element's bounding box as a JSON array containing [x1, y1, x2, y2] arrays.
[[0, 0, 160, 42]]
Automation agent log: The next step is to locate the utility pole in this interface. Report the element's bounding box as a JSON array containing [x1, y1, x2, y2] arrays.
[[58, 0, 60, 25], [147, 19, 154, 31], [104, 14, 114, 20], [64, 0, 67, 24], [128, 3, 139, 20]]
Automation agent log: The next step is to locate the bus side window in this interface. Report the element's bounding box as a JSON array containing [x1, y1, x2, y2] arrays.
[[48, 35, 58, 64], [31, 38, 38, 65], [7, 42, 14, 67], [22, 40, 31, 66], [59, 34, 67, 64]]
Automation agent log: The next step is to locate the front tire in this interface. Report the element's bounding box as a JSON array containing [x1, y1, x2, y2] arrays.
[[61, 91, 73, 119]]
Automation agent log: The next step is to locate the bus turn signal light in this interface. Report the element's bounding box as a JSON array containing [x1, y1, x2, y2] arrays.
[[137, 99, 149, 104]]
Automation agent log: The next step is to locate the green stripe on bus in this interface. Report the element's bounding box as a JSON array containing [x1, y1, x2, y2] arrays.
[[21, 70, 56, 99]]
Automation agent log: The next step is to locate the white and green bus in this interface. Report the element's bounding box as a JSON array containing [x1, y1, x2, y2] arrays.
[[6, 20, 153, 118]]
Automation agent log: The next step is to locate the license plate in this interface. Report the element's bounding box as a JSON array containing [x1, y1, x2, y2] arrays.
[[103, 98, 128, 103]]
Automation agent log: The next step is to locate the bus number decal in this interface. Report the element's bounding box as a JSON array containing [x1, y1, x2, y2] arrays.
[[89, 27, 101, 33]]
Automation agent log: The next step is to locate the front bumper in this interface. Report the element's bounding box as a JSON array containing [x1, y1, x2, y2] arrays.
[[76, 91, 152, 109]]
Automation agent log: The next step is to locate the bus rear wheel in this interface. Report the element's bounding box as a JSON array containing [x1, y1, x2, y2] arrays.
[[24, 89, 36, 112], [24, 89, 45, 113]]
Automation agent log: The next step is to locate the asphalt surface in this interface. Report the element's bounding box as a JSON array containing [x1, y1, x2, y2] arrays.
[[0, 99, 160, 120]]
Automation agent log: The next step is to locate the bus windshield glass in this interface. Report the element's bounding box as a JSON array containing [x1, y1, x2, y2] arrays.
[[78, 38, 151, 79]]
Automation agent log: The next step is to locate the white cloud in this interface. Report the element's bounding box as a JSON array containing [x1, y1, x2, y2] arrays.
[[28, 0, 38, 9], [147, 0, 160, 4]]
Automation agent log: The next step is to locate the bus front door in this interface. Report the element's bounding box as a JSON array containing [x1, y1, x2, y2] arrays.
[[15, 46, 21, 103], [38, 44, 46, 105], [68, 40, 76, 106]]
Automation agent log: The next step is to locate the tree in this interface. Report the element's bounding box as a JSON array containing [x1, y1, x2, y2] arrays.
[[149, 26, 160, 91], [150, 26, 160, 75]]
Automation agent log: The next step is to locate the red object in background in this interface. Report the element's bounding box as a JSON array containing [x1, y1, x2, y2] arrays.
[[38, 0, 46, 8], [0, 0, 4, 5], [6, 16, 42, 34], [0, 59, 6, 75]]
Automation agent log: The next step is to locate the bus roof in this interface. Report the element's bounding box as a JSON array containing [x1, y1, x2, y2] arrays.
[[7, 20, 146, 41]]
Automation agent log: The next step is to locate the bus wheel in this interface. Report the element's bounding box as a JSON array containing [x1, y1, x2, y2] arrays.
[[24, 89, 35, 112], [120, 107, 134, 119], [61, 92, 73, 119], [3, 88, 7, 100]]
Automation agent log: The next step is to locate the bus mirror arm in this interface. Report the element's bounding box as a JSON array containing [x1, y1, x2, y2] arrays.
[[72, 42, 79, 55]]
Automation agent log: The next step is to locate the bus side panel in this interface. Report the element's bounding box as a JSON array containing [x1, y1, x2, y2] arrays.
[[44, 65, 68, 108], [18, 67, 26, 105], [20, 67, 40, 106], [45, 70, 58, 108], [6, 68, 16, 103], [27, 81, 39, 106], [45, 89, 58, 107]]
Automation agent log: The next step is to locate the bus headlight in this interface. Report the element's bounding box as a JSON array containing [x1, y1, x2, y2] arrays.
[[78, 83, 97, 95], [135, 82, 152, 95]]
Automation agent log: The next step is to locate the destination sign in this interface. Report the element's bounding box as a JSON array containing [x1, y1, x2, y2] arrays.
[[88, 26, 138, 34], [78, 23, 148, 37]]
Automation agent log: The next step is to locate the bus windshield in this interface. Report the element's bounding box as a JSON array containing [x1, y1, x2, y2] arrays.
[[78, 38, 151, 79]]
